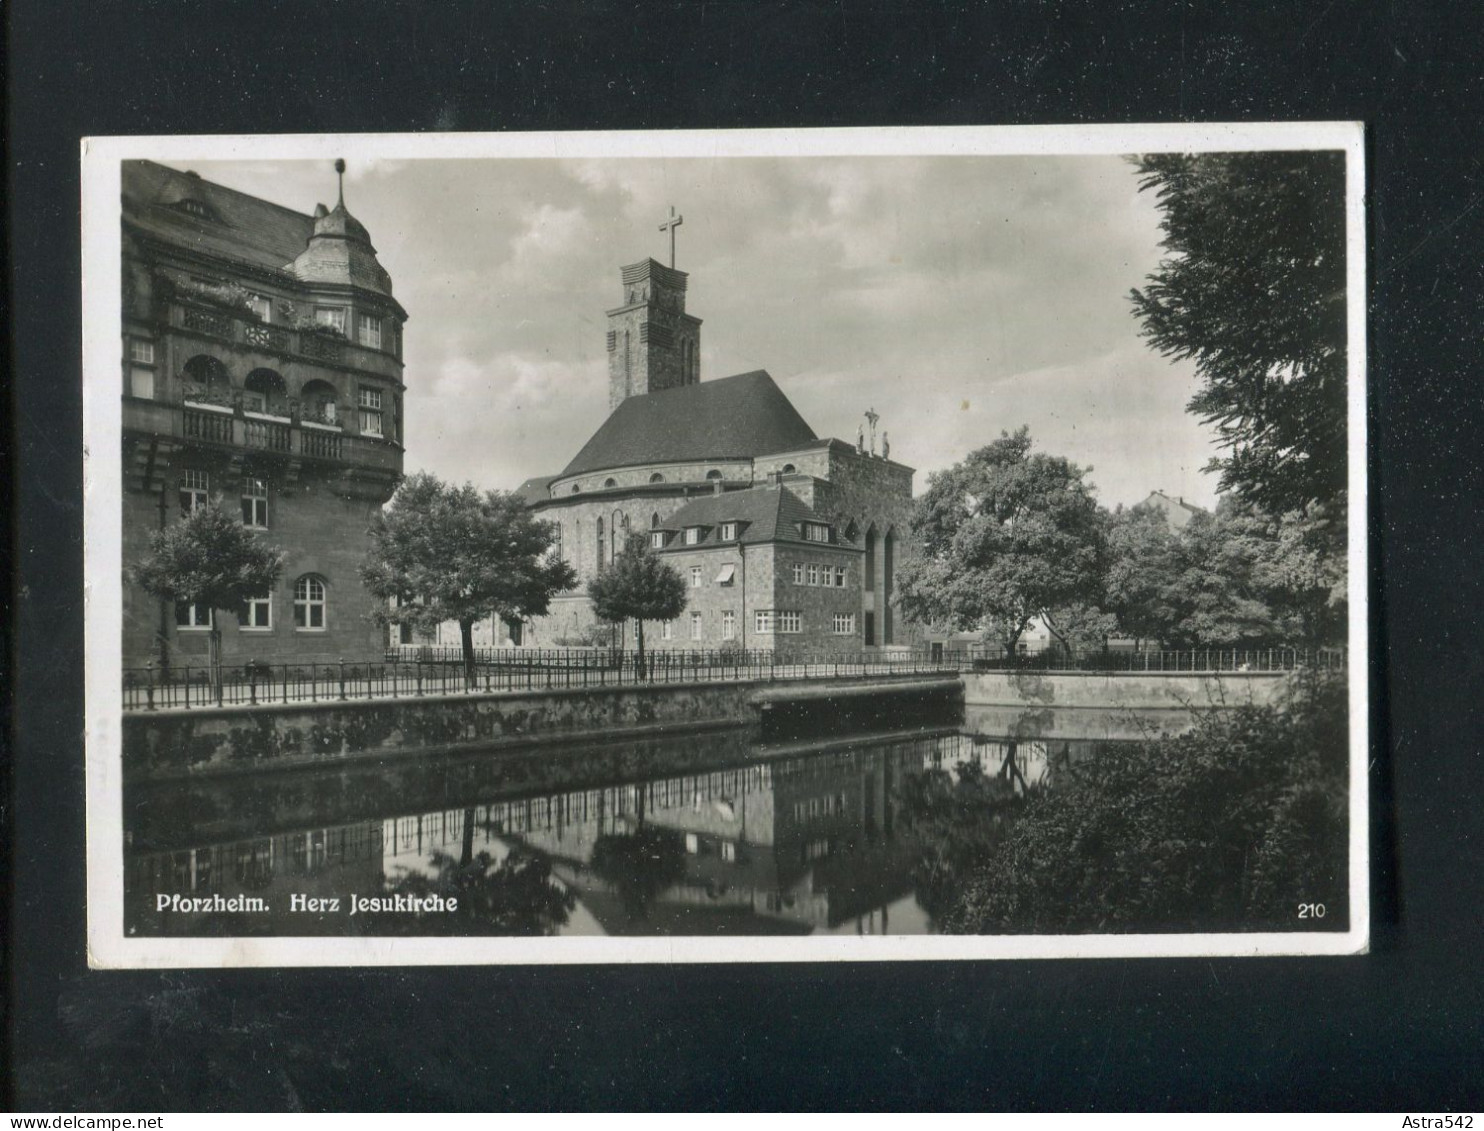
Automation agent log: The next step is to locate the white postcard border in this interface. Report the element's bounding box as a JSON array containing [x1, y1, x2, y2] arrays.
[[83, 123, 1369, 967]]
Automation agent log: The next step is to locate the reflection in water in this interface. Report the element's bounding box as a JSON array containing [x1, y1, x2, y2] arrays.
[[125, 715, 1149, 938]]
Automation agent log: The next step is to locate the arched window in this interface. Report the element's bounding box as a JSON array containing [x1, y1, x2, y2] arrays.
[[299, 378, 338, 425], [244, 368, 287, 415], [553, 522, 563, 562], [781, 464, 796, 475], [612, 511, 628, 562], [604, 477, 617, 488], [293, 574, 327, 630], [182, 355, 231, 404], [651, 512, 660, 528], [596, 517, 605, 569], [649, 473, 664, 484], [705, 469, 722, 480], [571, 484, 581, 494]]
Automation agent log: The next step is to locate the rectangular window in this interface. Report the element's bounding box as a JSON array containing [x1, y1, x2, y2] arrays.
[[720, 522, 737, 541], [357, 313, 382, 349], [690, 566, 703, 588], [129, 339, 155, 364], [247, 294, 272, 323], [755, 610, 776, 634], [721, 611, 736, 640], [807, 564, 819, 586], [804, 522, 831, 543], [832, 613, 856, 635], [179, 470, 209, 515], [243, 593, 272, 630], [778, 611, 802, 633], [684, 527, 702, 545], [791, 564, 805, 585], [315, 307, 346, 333], [241, 477, 268, 528], [358, 387, 383, 436], [175, 603, 212, 629], [662, 620, 673, 641], [716, 563, 735, 586], [651, 532, 666, 550], [130, 366, 155, 400], [836, 566, 848, 587], [690, 612, 703, 641]]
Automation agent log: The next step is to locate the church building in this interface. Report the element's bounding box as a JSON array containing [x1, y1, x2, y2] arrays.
[[120, 160, 406, 670], [518, 254, 917, 656]]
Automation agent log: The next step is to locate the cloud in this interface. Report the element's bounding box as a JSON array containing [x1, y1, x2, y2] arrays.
[[184, 152, 1226, 511]]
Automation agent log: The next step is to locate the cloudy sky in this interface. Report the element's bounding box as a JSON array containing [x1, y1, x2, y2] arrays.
[[190, 152, 1217, 510]]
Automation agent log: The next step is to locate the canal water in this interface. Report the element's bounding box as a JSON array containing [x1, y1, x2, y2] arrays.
[[124, 704, 1200, 938]]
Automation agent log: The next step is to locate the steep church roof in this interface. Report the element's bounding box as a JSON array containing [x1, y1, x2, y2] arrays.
[[560, 370, 817, 478]]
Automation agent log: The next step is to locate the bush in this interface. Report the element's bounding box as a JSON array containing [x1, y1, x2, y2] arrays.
[[906, 670, 1349, 934]]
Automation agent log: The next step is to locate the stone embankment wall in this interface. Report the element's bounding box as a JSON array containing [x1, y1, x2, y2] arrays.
[[123, 674, 963, 782], [962, 671, 1289, 711]]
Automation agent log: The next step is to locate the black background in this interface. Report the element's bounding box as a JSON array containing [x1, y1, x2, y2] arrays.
[[8, 0, 1484, 1111]]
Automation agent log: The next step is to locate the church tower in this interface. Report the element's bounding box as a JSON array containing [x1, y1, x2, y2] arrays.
[[606, 258, 702, 410]]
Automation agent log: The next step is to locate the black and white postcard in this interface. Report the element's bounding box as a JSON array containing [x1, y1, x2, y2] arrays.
[[82, 125, 1368, 966]]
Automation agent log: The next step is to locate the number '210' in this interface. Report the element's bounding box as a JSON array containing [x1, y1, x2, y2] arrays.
[[1297, 903, 1326, 919]]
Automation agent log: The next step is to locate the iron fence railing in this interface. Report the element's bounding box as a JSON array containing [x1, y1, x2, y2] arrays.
[[946, 647, 1347, 673], [121, 649, 958, 711], [120, 646, 1346, 712]]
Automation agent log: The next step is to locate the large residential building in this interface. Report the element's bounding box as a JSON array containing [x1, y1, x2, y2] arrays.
[[120, 160, 406, 670], [511, 257, 918, 657]]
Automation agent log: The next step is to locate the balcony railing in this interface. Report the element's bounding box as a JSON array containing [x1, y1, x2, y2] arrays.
[[243, 417, 292, 452], [125, 396, 397, 473], [167, 302, 399, 377]]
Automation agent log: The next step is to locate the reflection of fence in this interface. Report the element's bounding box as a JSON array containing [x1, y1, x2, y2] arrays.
[[953, 648, 1346, 673], [122, 650, 960, 711]]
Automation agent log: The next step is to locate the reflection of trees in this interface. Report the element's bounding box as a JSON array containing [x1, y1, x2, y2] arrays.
[[895, 758, 1020, 929], [589, 826, 687, 924], [904, 673, 1350, 934], [358, 845, 575, 937]]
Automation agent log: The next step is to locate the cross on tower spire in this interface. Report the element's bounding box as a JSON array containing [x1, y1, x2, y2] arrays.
[[658, 205, 684, 268]]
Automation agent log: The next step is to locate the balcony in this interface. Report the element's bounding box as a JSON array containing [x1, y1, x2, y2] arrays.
[[125, 395, 400, 475], [168, 302, 401, 380]]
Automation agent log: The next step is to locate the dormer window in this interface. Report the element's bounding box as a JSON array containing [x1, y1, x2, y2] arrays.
[[650, 531, 666, 550], [803, 522, 831, 543], [177, 199, 217, 221], [684, 527, 703, 546], [720, 522, 737, 541]]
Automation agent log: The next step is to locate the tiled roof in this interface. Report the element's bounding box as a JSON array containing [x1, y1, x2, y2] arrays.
[[514, 475, 558, 505], [657, 485, 858, 551], [559, 370, 818, 477], [122, 160, 316, 274]]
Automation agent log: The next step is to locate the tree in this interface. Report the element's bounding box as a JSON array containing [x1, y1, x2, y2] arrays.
[[896, 427, 1105, 655], [1129, 151, 1348, 517], [586, 539, 688, 667], [1103, 502, 1183, 648], [1159, 501, 1282, 648], [360, 472, 577, 687], [131, 502, 285, 688], [1254, 503, 1348, 649]]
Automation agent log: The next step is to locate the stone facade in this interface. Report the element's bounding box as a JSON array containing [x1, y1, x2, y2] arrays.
[[121, 161, 405, 669], [607, 259, 702, 409], [516, 252, 921, 655]]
